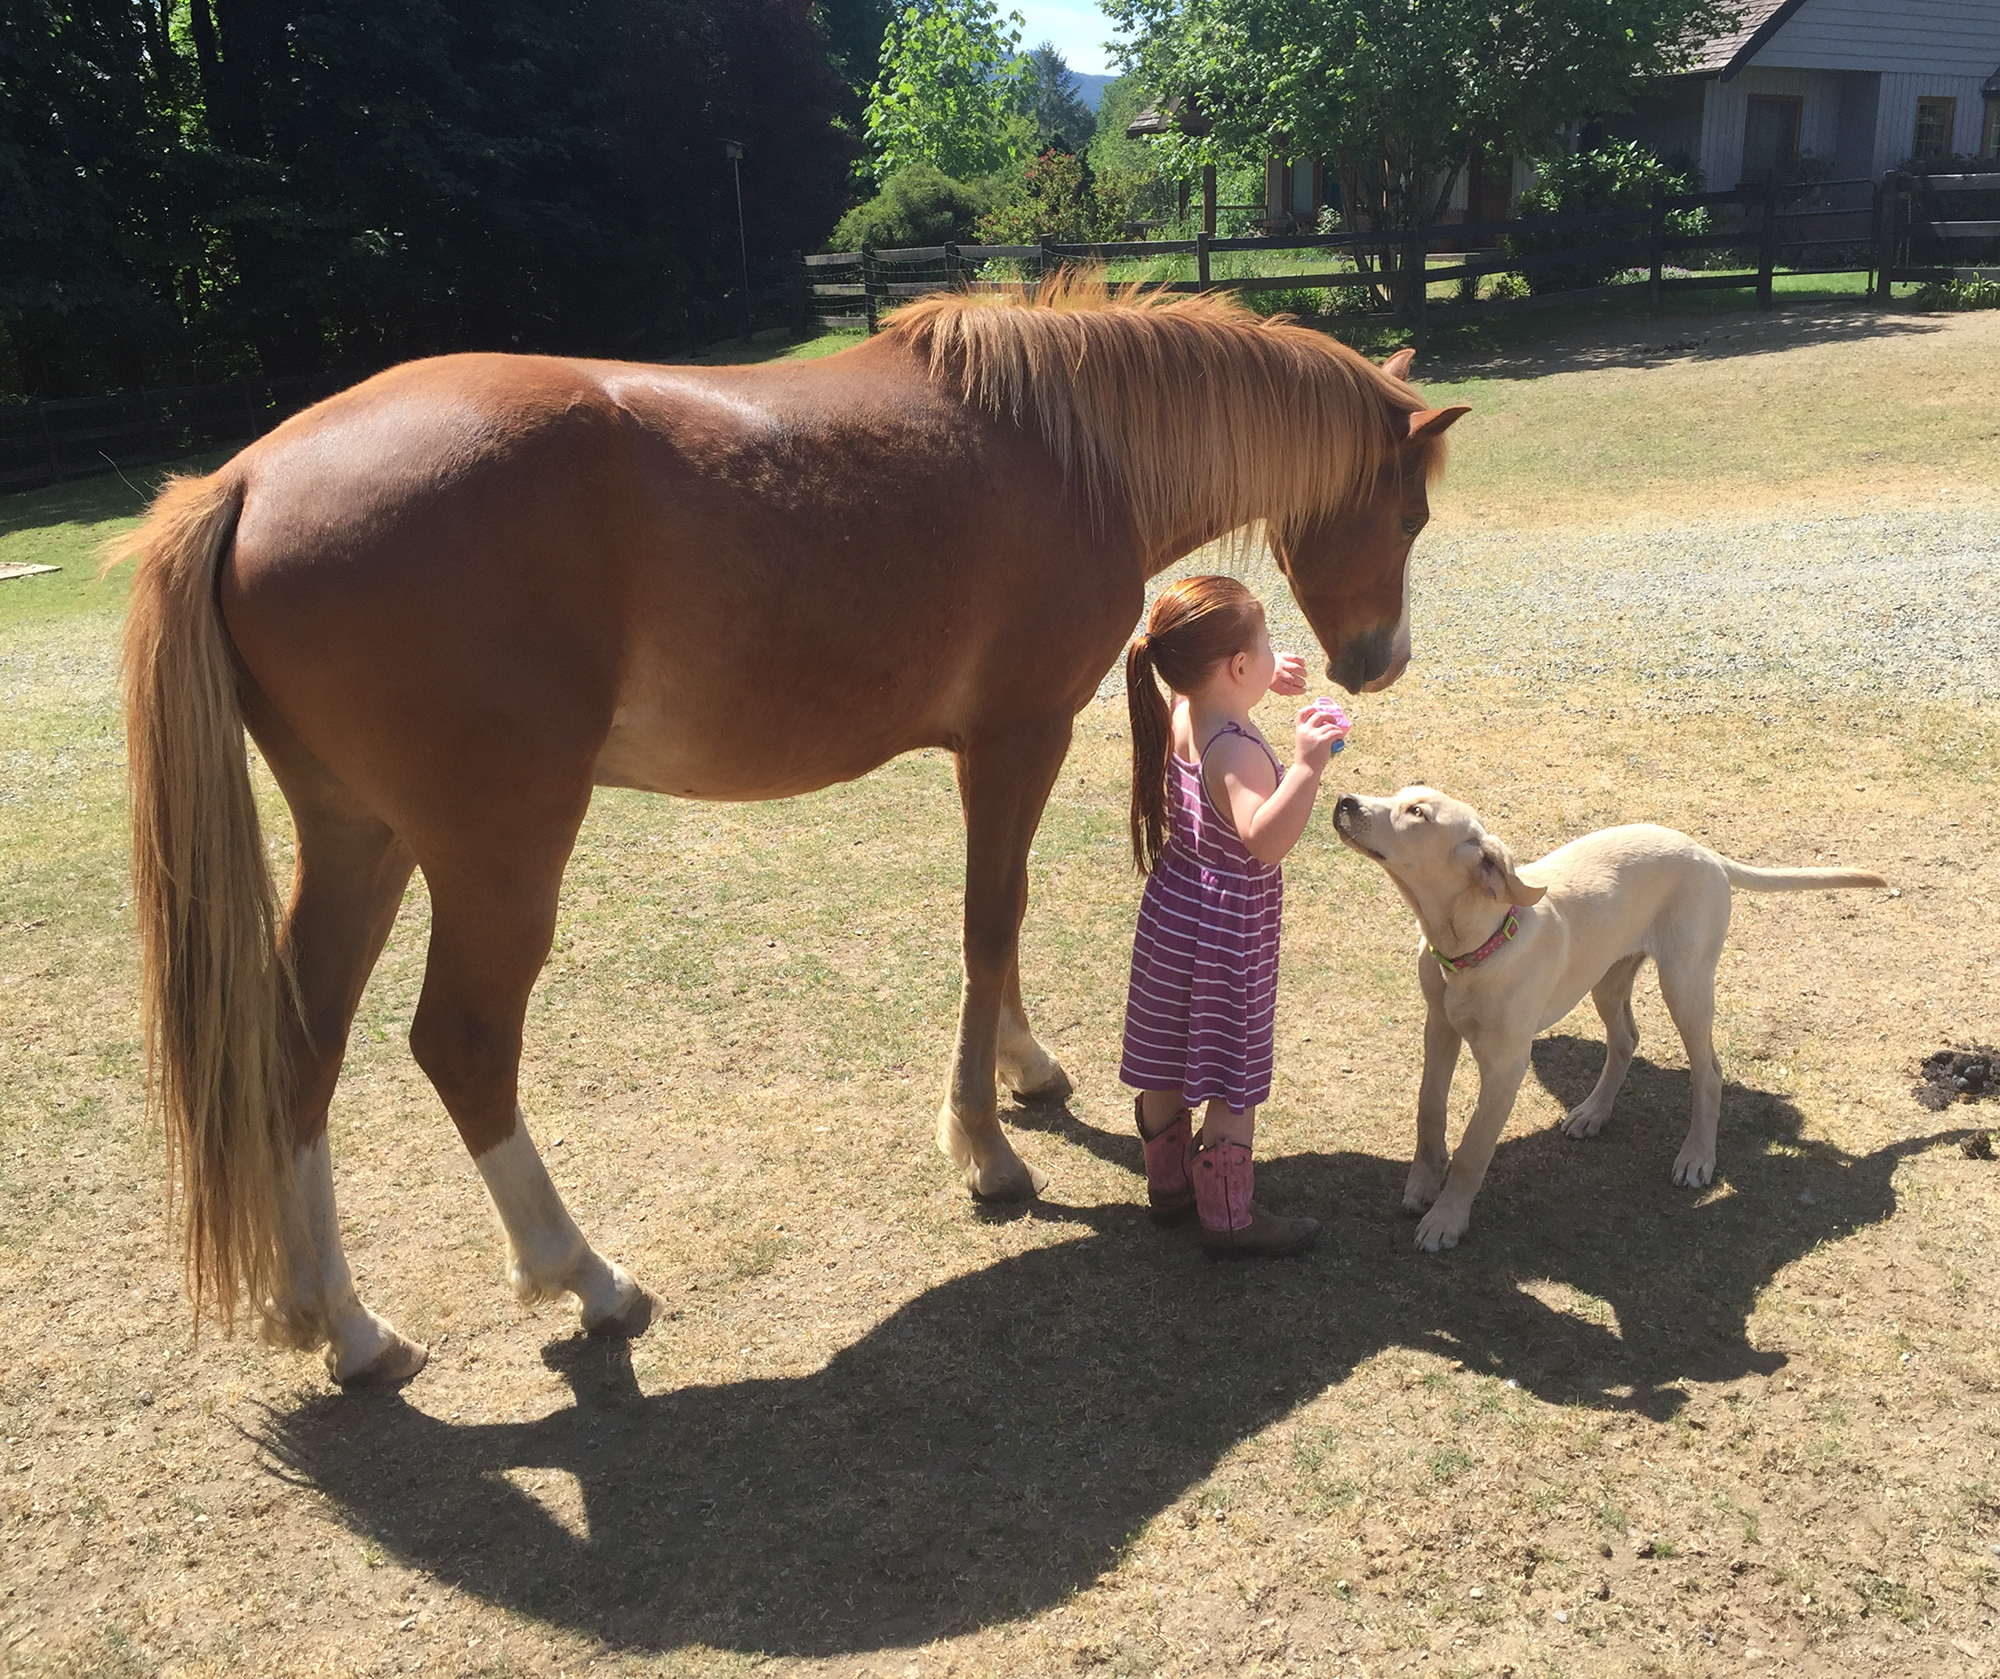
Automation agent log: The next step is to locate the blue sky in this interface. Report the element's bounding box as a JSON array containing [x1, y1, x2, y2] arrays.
[[1011, 0, 1127, 75]]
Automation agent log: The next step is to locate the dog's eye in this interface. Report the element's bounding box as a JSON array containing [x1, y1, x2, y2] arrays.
[[1405, 804, 1428, 821]]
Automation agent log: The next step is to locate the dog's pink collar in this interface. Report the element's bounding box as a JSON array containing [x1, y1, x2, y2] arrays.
[[1431, 908, 1521, 974]]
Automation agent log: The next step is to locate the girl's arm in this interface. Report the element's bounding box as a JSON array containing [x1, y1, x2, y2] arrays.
[[1211, 708, 1345, 866]]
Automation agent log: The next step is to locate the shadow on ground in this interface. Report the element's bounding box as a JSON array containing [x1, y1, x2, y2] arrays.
[[1425, 301, 1947, 381], [264, 1037, 1957, 1657]]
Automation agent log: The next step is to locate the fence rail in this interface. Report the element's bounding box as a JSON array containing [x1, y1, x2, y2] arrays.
[[0, 371, 357, 494], [808, 174, 1995, 337]]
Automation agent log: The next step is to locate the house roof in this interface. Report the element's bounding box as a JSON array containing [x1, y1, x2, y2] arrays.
[[1124, 96, 1210, 139], [1687, 0, 1811, 81], [1985, 62, 2000, 96]]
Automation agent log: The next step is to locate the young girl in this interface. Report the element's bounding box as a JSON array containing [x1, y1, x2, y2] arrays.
[[1120, 575, 1346, 1258]]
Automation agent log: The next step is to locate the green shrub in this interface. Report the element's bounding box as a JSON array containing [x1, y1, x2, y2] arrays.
[[830, 165, 998, 251], [1509, 142, 1706, 294], [1909, 277, 2000, 310]]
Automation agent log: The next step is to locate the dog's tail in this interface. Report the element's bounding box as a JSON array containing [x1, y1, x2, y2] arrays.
[[1716, 856, 1887, 893]]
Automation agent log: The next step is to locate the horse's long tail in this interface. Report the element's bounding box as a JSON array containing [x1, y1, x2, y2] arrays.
[[113, 471, 295, 1334], [1717, 857, 1887, 892]]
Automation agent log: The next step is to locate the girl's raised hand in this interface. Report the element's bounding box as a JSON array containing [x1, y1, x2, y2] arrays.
[[1270, 651, 1308, 697], [1293, 705, 1345, 773]]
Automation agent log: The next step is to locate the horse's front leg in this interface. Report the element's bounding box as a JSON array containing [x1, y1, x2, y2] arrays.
[[943, 717, 1072, 1198]]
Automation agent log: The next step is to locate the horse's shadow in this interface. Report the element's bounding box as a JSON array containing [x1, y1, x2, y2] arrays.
[[263, 1035, 1958, 1657]]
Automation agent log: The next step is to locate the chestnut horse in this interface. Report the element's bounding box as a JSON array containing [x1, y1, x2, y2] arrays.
[[117, 281, 1466, 1385]]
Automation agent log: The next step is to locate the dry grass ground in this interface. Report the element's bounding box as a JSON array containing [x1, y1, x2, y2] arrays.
[[1, 305, 1997, 1679]]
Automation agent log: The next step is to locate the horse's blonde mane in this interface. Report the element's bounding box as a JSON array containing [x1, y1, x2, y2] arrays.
[[881, 272, 1432, 553]]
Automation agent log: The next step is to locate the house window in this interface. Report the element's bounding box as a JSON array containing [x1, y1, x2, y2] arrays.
[[1985, 99, 1999, 158], [1913, 96, 1957, 160], [1290, 160, 1320, 218], [1742, 96, 1802, 181]]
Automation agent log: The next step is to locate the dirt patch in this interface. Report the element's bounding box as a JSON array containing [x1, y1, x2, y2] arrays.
[[1912, 1045, 1999, 1112]]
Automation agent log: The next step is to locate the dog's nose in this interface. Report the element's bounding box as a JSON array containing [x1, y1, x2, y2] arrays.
[[1333, 794, 1361, 829]]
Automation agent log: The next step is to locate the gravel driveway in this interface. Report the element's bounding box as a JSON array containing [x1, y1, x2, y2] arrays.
[[1113, 507, 1999, 706]]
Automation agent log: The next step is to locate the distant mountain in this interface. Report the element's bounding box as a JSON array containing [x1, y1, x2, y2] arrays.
[[1073, 72, 1114, 112]]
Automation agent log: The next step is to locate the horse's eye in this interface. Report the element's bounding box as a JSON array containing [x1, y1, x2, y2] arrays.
[[1400, 516, 1425, 538]]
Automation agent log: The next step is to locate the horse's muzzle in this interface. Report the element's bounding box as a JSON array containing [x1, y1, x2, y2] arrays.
[[1326, 630, 1407, 695]]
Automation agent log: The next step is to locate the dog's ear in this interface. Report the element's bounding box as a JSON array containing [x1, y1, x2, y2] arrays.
[[1476, 833, 1547, 906]]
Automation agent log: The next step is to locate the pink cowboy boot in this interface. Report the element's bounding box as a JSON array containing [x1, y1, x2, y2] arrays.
[[1192, 1136, 1319, 1259], [1136, 1096, 1195, 1224]]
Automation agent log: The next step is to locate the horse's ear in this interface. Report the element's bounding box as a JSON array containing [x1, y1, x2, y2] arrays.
[[1382, 348, 1417, 381], [1408, 405, 1470, 442]]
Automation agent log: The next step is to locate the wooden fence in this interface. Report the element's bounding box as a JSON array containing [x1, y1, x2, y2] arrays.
[[0, 371, 355, 494], [9, 174, 1988, 499], [1878, 169, 2000, 284], [805, 173, 1993, 338]]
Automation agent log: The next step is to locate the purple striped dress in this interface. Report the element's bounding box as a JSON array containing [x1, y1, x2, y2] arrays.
[[1120, 721, 1284, 1114]]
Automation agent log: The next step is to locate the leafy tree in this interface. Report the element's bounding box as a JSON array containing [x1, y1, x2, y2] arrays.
[[1108, 0, 1743, 305], [831, 162, 998, 246], [0, 0, 856, 397], [1022, 42, 1093, 152], [974, 145, 1132, 242], [1088, 74, 1187, 226], [0, 0, 200, 394], [864, 0, 1026, 181]]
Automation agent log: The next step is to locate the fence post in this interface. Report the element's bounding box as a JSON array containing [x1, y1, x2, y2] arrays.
[[1757, 179, 1777, 309], [1040, 236, 1058, 288], [790, 249, 810, 336], [1875, 173, 1900, 303], [1649, 184, 1666, 315], [34, 402, 62, 483], [861, 244, 879, 335], [1407, 226, 1427, 349], [943, 241, 961, 292], [1201, 164, 1217, 237], [1196, 230, 1211, 294]]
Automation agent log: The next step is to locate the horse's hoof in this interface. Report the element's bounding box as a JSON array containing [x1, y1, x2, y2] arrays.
[[585, 1286, 656, 1340], [967, 1157, 1049, 1201], [335, 1333, 429, 1390], [1008, 1060, 1074, 1103]]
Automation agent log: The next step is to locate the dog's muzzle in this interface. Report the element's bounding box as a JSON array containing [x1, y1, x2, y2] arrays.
[[1333, 795, 1383, 858]]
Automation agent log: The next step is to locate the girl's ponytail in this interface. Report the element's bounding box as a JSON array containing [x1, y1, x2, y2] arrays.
[[1124, 574, 1266, 877], [1127, 634, 1172, 875]]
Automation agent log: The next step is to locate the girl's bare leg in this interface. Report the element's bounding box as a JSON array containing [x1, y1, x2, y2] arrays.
[[1200, 1100, 1255, 1148], [1139, 1088, 1189, 1137]]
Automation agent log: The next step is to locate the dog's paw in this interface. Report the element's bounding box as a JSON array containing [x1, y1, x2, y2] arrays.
[[1671, 1147, 1716, 1188], [1402, 1155, 1447, 1212], [1413, 1201, 1469, 1252], [1563, 1102, 1610, 1139]]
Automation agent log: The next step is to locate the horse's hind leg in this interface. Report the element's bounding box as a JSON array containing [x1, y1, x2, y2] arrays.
[[407, 848, 650, 1336], [257, 733, 426, 1384]]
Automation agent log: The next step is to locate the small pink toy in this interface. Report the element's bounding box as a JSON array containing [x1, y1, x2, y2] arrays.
[[1310, 697, 1352, 753]]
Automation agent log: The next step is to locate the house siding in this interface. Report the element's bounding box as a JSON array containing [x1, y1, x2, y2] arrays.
[[1753, 0, 2000, 81]]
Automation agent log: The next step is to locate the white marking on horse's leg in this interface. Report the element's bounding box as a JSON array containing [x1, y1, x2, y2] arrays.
[[997, 998, 1072, 1100], [475, 1113, 642, 1330], [280, 1134, 426, 1385]]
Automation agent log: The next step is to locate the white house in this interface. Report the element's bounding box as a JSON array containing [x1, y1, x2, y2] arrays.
[[1612, 0, 2000, 188]]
